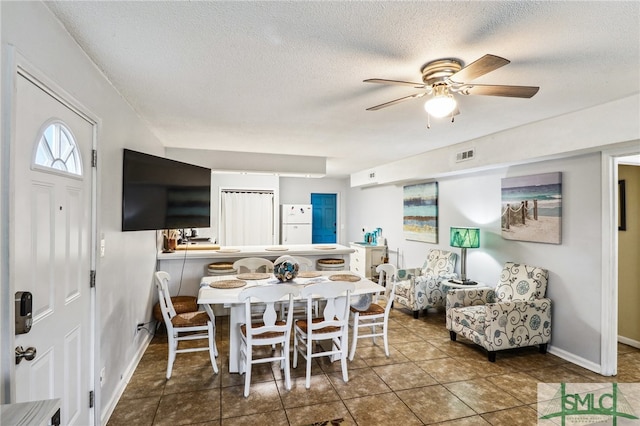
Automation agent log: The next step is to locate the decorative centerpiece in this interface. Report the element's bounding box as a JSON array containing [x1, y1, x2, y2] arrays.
[[273, 255, 299, 282]]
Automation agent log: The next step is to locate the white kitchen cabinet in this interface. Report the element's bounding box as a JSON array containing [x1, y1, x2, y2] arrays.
[[349, 243, 385, 278]]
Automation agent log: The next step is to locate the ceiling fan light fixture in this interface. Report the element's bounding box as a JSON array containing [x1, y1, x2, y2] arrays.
[[424, 85, 457, 118]]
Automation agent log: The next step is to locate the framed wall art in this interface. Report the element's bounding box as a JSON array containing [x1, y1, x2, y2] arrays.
[[403, 182, 438, 243], [501, 172, 562, 244]]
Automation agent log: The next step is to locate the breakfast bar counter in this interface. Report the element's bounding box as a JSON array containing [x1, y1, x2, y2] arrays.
[[156, 244, 355, 299], [156, 243, 354, 260]]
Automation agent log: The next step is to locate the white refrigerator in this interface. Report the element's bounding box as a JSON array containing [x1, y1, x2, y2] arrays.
[[281, 204, 312, 245]]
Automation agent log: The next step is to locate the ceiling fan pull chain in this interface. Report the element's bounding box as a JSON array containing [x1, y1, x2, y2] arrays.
[[426, 113, 431, 129]]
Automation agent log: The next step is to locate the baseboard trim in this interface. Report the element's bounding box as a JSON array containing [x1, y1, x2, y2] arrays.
[[548, 345, 605, 376], [100, 333, 153, 425], [618, 335, 640, 349]]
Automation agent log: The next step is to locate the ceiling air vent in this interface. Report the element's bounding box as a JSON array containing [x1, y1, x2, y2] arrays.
[[456, 148, 475, 162]]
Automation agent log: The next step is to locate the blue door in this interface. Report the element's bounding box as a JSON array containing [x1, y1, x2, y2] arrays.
[[311, 193, 337, 243]]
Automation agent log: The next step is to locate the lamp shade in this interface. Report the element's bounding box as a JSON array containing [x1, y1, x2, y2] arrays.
[[450, 227, 480, 249]]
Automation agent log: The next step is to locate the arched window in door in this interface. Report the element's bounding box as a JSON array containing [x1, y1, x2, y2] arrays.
[[33, 120, 83, 176]]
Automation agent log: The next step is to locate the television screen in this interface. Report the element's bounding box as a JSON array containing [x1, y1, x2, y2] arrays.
[[122, 149, 211, 231]]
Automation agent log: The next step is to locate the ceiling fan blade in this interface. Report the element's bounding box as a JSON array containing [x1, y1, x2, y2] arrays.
[[364, 78, 425, 88], [449, 54, 510, 83], [457, 84, 539, 98], [366, 92, 426, 111]]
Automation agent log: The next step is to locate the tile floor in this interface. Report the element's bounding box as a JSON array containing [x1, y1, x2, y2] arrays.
[[108, 309, 640, 425]]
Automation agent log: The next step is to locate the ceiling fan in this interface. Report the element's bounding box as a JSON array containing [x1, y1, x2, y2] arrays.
[[364, 54, 539, 121]]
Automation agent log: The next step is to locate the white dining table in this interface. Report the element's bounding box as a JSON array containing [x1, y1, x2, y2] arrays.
[[198, 271, 384, 373]]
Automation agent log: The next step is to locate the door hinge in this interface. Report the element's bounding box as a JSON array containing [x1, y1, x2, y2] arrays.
[[90, 270, 96, 288], [91, 149, 97, 168], [89, 390, 94, 408]]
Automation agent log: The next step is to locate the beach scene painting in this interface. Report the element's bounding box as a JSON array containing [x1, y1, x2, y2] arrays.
[[403, 182, 438, 243], [501, 172, 562, 244]]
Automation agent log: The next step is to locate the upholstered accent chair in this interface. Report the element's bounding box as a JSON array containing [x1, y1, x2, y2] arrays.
[[446, 262, 551, 362], [394, 249, 458, 318]]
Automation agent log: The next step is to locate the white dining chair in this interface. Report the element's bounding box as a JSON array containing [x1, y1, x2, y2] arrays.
[[232, 257, 274, 273], [238, 284, 299, 397], [280, 256, 318, 319], [154, 271, 218, 379], [292, 256, 314, 271], [293, 280, 355, 389], [349, 264, 397, 360]]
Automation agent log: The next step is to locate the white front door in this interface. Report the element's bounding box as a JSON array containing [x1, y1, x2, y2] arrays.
[[12, 72, 94, 425]]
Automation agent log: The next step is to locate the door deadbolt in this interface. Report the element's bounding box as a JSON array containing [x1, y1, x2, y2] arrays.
[[15, 346, 36, 364]]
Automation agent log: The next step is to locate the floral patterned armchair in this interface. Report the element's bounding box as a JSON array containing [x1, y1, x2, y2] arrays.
[[446, 262, 551, 362], [394, 249, 458, 318]]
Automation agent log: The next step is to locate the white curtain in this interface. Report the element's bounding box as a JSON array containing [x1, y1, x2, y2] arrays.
[[220, 190, 274, 246]]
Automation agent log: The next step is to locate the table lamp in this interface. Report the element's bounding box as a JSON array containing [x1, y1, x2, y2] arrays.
[[450, 227, 480, 284]]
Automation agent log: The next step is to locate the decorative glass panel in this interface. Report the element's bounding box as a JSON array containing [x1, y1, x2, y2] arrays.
[[34, 122, 82, 176]]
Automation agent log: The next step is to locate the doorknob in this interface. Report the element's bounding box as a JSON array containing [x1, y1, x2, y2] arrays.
[[15, 346, 36, 364]]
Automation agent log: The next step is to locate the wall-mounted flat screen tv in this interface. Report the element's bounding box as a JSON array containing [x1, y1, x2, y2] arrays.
[[122, 149, 211, 231]]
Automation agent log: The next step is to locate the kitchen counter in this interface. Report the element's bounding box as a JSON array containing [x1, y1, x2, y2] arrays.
[[156, 244, 355, 304], [157, 243, 354, 260]]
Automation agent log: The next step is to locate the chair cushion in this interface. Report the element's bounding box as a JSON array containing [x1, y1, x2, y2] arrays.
[[422, 249, 456, 277], [350, 303, 384, 316], [171, 310, 209, 327], [153, 296, 197, 323], [494, 262, 548, 301], [450, 305, 486, 336], [240, 321, 287, 338], [295, 317, 340, 334]]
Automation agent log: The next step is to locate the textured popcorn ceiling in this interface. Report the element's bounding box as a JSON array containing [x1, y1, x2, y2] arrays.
[[46, 1, 640, 177]]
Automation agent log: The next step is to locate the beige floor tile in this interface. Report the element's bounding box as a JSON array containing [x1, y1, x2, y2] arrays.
[[277, 374, 341, 408], [362, 350, 411, 367], [153, 389, 221, 426], [110, 311, 631, 425], [372, 362, 437, 391], [220, 410, 288, 425], [327, 367, 391, 399], [343, 392, 423, 425], [431, 416, 491, 425], [495, 350, 567, 371], [285, 401, 355, 426], [396, 384, 476, 424], [221, 360, 274, 388], [481, 405, 539, 425], [486, 371, 555, 405], [163, 364, 221, 394], [416, 357, 483, 383], [119, 369, 167, 400], [445, 378, 523, 414], [349, 340, 397, 360], [107, 395, 160, 426], [527, 365, 596, 383], [394, 340, 449, 361], [220, 381, 282, 419]]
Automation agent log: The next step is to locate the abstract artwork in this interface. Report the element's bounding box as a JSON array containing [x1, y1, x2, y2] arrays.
[[403, 182, 438, 243], [501, 172, 562, 244]]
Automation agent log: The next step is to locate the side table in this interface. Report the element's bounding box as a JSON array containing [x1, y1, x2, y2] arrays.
[[440, 279, 490, 293]]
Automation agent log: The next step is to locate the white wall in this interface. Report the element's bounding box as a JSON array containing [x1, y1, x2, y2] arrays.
[[279, 177, 350, 245], [1, 2, 164, 422], [348, 153, 604, 365]]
